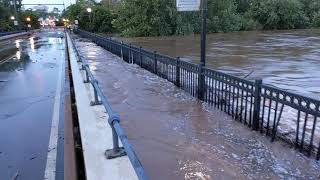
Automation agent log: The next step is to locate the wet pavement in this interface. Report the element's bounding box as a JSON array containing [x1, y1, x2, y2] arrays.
[[122, 29, 320, 99], [73, 35, 320, 180], [0, 29, 65, 179]]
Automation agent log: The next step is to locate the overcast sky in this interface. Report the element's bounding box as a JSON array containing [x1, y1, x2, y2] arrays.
[[22, 0, 77, 11]]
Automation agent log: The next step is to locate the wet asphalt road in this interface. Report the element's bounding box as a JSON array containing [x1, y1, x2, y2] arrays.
[[0, 29, 65, 179]]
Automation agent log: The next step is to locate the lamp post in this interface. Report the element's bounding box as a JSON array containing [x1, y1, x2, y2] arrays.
[[26, 17, 31, 31], [10, 16, 17, 30], [87, 7, 92, 31], [10, 0, 20, 30]]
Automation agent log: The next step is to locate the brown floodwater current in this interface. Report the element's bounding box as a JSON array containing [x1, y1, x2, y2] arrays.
[[74, 34, 320, 180], [122, 29, 320, 99]]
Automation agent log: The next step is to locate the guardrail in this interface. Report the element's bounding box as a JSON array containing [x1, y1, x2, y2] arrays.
[[67, 32, 149, 180], [0, 31, 24, 37], [74, 29, 320, 160]]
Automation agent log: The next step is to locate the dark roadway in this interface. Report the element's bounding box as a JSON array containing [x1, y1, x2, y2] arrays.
[[0, 29, 65, 180]]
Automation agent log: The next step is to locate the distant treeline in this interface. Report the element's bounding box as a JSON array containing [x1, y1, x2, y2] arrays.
[[64, 0, 320, 37], [0, 0, 63, 31]]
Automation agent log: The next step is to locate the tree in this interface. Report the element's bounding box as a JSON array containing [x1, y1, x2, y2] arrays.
[[64, 0, 319, 37], [250, 0, 308, 30], [20, 11, 41, 29], [0, 2, 14, 31], [112, 0, 177, 37], [63, 2, 114, 33], [207, 0, 243, 32]]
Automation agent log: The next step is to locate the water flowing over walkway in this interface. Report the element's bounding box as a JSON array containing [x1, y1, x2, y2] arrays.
[[73, 35, 320, 180]]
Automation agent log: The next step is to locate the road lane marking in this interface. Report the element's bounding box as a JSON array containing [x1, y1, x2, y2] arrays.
[[43, 42, 64, 180]]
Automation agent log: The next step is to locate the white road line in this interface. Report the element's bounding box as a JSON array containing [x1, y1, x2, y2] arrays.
[[43, 42, 64, 180]]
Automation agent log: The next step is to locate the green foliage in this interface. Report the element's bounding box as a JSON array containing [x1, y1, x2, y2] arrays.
[[63, 0, 320, 37], [300, 0, 320, 21], [250, 0, 308, 30], [20, 11, 41, 29], [207, 0, 243, 32], [0, 1, 41, 31], [312, 11, 320, 27], [0, 3, 14, 31], [63, 2, 114, 33], [91, 6, 114, 32], [240, 11, 262, 31], [175, 11, 200, 35], [112, 0, 176, 37]]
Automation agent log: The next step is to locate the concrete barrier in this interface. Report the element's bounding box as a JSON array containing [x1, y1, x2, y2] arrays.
[[0, 31, 32, 41], [66, 33, 138, 180]]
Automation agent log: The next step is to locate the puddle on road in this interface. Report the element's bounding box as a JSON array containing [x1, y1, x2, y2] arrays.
[[74, 36, 320, 180]]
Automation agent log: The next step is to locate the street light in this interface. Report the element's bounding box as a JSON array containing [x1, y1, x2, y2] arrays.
[[26, 17, 31, 22], [10, 16, 15, 20], [87, 7, 93, 31]]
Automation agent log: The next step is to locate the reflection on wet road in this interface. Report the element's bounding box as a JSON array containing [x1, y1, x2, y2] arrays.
[[0, 29, 64, 179], [123, 29, 320, 99], [74, 36, 320, 180]]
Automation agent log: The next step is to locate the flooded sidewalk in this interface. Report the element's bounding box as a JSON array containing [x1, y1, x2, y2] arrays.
[[73, 35, 320, 180]]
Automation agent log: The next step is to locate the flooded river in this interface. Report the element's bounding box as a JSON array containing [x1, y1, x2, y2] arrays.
[[123, 29, 320, 99]]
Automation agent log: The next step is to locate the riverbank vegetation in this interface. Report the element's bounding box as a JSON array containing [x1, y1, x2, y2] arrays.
[[65, 0, 320, 37]]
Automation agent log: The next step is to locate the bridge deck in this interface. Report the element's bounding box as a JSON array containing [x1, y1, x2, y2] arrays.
[[72, 35, 320, 179]]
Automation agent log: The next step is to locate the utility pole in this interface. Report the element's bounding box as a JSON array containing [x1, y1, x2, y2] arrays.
[[200, 0, 207, 67], [198, 0, 207, 100]]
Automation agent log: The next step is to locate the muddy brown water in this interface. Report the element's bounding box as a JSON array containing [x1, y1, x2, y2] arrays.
[[74, 36, 320, 180], [121, 29, 320, 99]]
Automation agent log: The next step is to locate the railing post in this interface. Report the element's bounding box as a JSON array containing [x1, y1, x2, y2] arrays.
[[154, 51, 157, 74], [252, 79, 262, 131], [109, 37, 112, 52], [83, 66, 90, 83], [105, 114, 127, 159], [129, 43, 132, 63], [176, 57, 180, 87], [90, 80, 102, 106], [76, 49, 81, 62], [139, 47, 143, 67], [121, 41, 123, 60], [198, 65, 205, 100], [317, 144, 320, 160]]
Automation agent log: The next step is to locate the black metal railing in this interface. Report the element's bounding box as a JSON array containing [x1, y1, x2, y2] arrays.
[[66, 32, 149, 179], [74, 29, 320, 160], [0, 31, 24, 37]]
